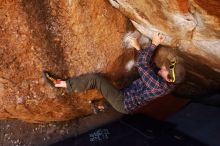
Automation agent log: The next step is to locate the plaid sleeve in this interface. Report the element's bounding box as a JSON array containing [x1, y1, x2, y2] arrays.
[[136, 44, 161, 89], [138, 65, 161, 89], [136, 44, 157, 67]]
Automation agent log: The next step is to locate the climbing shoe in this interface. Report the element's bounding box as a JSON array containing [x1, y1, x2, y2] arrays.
[[89, 100, 111, 114], [42, 71, 61, 88]]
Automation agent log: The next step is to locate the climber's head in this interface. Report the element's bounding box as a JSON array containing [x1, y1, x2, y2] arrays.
[[158, 59, 186, 84]]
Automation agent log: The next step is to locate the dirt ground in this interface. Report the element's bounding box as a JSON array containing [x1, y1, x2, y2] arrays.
[[0, 109, 122, 146], [0, 95, 189, 146]]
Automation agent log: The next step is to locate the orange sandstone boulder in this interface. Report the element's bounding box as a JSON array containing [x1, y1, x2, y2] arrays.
[[0, 0, 220, 122], [109, 0, 220, 97], [0, 0, 131, 122]]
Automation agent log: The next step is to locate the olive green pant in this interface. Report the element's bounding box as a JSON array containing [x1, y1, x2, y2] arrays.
[[66, 74, 128, 114]]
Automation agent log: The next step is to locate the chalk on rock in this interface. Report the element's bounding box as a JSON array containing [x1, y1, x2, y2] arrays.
[[125, 60, 135, 72], [123, 31, 141, 49]]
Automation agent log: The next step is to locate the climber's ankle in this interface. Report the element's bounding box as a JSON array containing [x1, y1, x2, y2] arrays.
[[55, 80, 67, 88]]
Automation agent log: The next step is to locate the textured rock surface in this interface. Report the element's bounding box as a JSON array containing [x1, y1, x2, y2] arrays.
[[0, 0, 220, 122], [109, 0, 220, 97], [0, 0, 132, 122]]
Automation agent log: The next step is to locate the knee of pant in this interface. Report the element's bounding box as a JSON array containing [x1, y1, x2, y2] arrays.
[[88, 74, 99, 79], [89, 74, 104, 82]]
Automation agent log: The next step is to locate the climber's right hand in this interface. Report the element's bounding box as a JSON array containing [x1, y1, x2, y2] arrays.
[[152, 32, 165, 46]]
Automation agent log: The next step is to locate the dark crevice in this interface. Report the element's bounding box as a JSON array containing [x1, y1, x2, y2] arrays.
[[21, 0, 69, 77]]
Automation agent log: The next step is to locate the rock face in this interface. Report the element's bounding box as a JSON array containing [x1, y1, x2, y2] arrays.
[[109, 0, 220, 97], [0, 0, 132, 122], [0, 0, 219, 122]]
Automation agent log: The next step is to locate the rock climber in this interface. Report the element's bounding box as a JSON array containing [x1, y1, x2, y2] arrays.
[[43, 32, 186, 114]]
